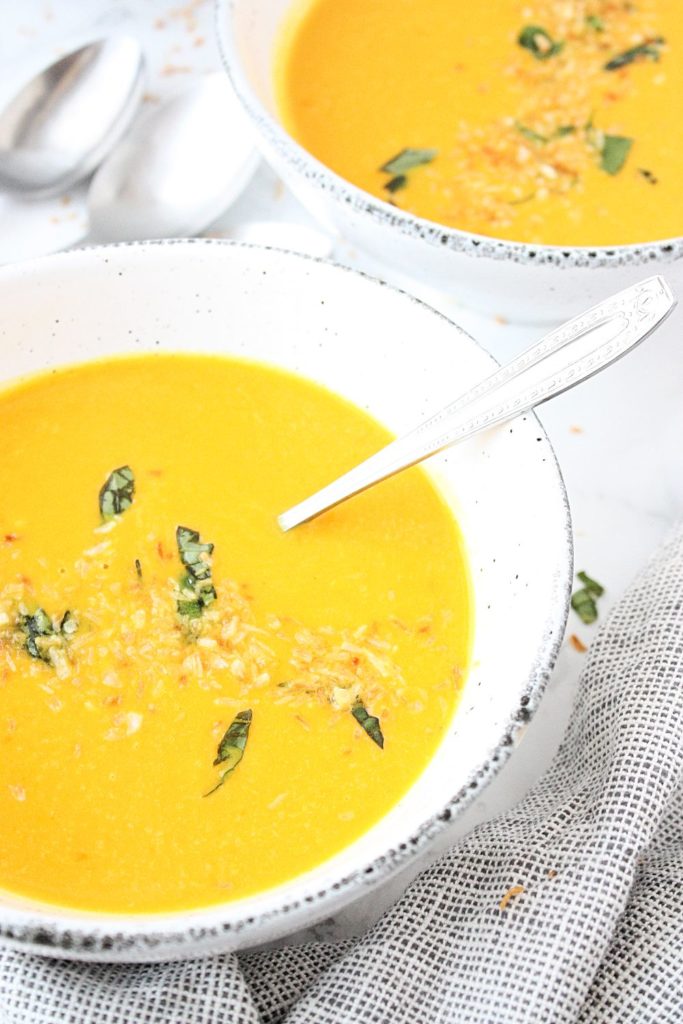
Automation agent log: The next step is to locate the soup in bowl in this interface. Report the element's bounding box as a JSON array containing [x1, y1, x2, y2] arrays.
[[217, 0, 683, 321], [0, 241, 570, 960]]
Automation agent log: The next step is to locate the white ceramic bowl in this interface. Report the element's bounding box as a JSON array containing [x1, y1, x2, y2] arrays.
[[216, 0, 683, 324], [0, 241, 571, 961]]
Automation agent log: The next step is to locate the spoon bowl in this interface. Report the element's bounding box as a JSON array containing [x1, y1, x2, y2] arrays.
[[0, 35, 145, 199], [87, 74, 258, 242]]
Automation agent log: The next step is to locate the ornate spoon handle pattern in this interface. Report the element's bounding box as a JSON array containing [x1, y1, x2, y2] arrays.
[[279, 276, 675, 531]]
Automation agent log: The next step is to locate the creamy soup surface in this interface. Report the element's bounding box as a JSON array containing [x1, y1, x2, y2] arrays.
[[276, 0, 683, 246], [0, 355, 470, 913]]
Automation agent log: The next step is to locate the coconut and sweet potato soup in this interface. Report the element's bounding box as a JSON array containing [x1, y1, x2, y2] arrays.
[[0, 355, 470, 913], [276, 0, 683, 246]]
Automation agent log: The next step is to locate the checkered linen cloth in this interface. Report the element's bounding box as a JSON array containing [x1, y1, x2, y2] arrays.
[[2, 524, 682, 1024]]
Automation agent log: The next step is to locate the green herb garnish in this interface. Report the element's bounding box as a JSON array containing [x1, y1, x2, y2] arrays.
[[516, 123, 548, 144], [176, 526, 216, 619], [352, 701, 384, 749], [571, 591, 598, 624], [577, 571, 604, 597], [176, 595, 204, 619], [177, 527, 213, 581], [516, 123, 576, 145], [571, 571, 605, 624], [638, 167, 658, 184], [604, 37, 665, 71], [59, 610, 78, 637], [379, 149, 437, 198], [20, 607, 77, 660], [586, 14, 604, 31], [518, 25, 564, 60], [99, 465, 135, 520], [205, 709, 252, 795], [20, 608, 54, 661], [380, 148, 438, 175], [384, 174, 408, 193], [600, 134, 633, 175], [135, 558, 143, 579]]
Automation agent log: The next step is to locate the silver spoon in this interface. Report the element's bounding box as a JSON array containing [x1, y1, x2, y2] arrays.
[[279, 276, 675, 532], [0, 35, 145, 198], [84, 74, 258, 242]]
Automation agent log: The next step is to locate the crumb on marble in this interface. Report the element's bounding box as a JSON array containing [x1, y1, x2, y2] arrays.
[[160, 64, 193, 76], [167, 0, 205, 36]]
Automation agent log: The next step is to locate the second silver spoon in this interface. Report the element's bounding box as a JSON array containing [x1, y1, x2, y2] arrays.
[[0, 35, 145, 198], [85, 73, 258, 242]]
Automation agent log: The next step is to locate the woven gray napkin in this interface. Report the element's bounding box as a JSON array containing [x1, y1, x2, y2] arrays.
[[2, 523, 682, 1024]]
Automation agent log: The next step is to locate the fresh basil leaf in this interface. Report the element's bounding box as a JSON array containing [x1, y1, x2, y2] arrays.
[[19, 607, 77, 661], [516, 123, 548, 144], [60, 610, 78, 637], [518, 25, 564, 60], [99, 465, 135, 520], [199, 583, 217, 608], [214, 709, 252, 766], [577, 571, 604, 597], [352, 701, 384, 749], [516, 123, 575, 146], [177, 526, 214, 582], [177, 581, 216, 617], [20, 608, 54, 661], [176, 526, 216, 620], [205, 710, 252, 796], [600, 134, 633, 175], [586, 14, 604, 31], [571, 572, 604, 624], [380, 148, 437, 175], [384, 174, 408, 193], [176, 598, 203, 619], [604, 37, 665, 71], [571, 589, 598, 625]]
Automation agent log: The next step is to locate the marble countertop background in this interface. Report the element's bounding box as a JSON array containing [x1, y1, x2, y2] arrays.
[[1, 0, 681, 943]]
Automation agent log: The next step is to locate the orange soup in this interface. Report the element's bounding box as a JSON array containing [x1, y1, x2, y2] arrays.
[[0, 355, 470, 913], [276, 0, 683, 245]]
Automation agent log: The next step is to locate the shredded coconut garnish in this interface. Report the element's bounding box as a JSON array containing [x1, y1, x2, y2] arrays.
[[0, 528, 461, 741]]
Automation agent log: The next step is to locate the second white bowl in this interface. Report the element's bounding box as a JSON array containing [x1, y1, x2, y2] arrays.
[[216, 0, 683, 323]]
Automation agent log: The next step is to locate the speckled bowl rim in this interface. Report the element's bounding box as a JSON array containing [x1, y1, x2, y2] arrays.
[[0, 238, 573, 961], [215, 0, 683, 270]]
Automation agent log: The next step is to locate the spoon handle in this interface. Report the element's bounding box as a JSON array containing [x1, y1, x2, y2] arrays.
[[279, 275, 675, 531]]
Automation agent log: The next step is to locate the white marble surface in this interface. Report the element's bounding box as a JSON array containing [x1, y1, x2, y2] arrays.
[[1, 0, 682, 943]]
